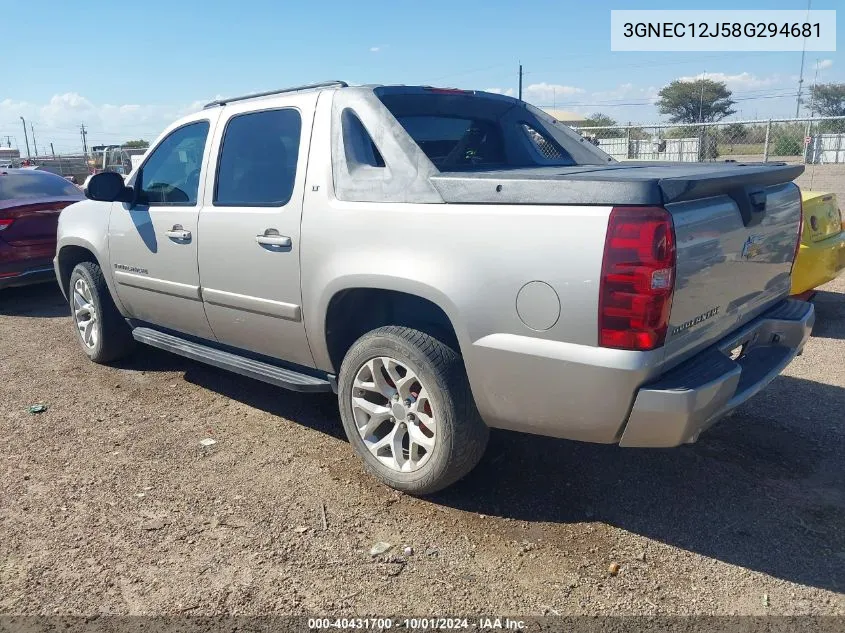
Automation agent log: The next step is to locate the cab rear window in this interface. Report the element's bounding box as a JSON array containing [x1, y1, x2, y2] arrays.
[[394, 116, 508, 168]]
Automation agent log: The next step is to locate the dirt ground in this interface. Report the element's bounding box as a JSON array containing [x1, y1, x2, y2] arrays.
[[0, 278, 843, 617]]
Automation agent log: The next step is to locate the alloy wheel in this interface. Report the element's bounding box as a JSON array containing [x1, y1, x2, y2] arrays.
[[351, 356, 437, 472], [72, 278, 99, 349]]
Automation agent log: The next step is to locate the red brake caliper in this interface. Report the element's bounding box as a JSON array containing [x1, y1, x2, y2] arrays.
[[411, 387, 433, 435]]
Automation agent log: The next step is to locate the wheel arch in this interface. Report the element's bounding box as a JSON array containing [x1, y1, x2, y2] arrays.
[[318, 279, 468, 373], [56, 240, 127, 315], [57, 242, 100, 297]]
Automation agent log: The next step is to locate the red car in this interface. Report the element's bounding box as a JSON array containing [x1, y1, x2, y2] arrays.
[[0, 168, 84, 289]]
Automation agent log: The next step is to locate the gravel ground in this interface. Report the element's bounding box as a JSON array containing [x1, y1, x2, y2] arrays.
[[0, 278, 843, 617]]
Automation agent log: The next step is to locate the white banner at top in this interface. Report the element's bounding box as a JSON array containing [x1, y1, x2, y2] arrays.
[[611, 10, 836, 52]]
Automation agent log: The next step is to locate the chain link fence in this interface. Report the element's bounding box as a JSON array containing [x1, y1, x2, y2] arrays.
[[7, 119, 845, 193], [572, 116, 845, 165]]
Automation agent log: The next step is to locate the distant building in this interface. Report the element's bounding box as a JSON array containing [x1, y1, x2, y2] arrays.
[[539, 109, 586, 126], [0, 147, 21, 167]]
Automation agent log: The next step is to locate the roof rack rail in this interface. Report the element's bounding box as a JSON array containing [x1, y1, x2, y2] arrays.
[[203, 81, 348, 109]]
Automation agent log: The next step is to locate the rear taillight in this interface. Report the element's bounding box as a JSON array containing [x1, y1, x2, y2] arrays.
[[791, 196, 804, 272], [599, 206, 676, 351], [0, 218, 13, 231]]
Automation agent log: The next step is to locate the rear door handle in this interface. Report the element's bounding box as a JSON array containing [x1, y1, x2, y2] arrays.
[[165, 225, 191, 241], [256, 230, 291, 247]]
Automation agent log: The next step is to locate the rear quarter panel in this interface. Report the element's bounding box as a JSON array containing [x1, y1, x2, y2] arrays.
[[0, 196, 81, 245], [301, 98, 630, 438], [301, 196, 620, 436]]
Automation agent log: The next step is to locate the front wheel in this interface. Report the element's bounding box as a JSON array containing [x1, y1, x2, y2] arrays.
[[337, 326, 489, 495], [69, 261, 135, 363]]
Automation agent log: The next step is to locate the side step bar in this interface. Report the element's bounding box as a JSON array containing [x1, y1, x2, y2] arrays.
[[132, 327, 332, 393]]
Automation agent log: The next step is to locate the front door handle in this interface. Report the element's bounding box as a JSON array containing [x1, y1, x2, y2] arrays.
[[165, 225, 191, 241], [255, 229, 292, 248]]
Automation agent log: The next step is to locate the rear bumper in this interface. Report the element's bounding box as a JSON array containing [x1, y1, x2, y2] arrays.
[[619, 299, 814, 447], [0, 240, 56, 290], [0, 265, 56, 289], [790, 232, 845, 296]]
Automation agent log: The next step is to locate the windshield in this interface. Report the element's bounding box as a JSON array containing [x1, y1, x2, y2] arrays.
[[376, 88, 611, 171]]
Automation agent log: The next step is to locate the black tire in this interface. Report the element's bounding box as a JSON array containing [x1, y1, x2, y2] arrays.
[[338, 326, 489, 495], [68, 261, 135, 363]]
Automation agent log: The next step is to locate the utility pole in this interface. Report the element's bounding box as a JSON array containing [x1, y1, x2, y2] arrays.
[[3, 136, 11, 148], [30, 123, 38, 157], [809, 57, 821, 117], [796, 56, 806, 117], [50, 143, 56, 158], [20, 117, 30, 159], [796, 0, 812, 117], [80, 123, 89, 157], [518, 62, 523, 101]]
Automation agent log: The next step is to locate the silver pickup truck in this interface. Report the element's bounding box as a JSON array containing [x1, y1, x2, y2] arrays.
[[54, 81, 814, 494]]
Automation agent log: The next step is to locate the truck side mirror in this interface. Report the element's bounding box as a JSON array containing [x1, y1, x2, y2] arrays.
[[85, 172, 133, 203]]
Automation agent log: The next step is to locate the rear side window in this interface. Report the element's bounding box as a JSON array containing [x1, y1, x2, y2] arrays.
[[214, 109, 302, 207], [341, 109, 385, 168], [0, 170, 83, 201]]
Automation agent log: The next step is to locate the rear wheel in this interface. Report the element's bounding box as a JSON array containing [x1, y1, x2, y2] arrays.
[[338, 326, 488, 495], [69, 261, 134, 363]]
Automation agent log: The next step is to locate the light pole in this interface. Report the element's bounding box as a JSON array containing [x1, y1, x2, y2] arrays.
[[20, 117, 31, 159]]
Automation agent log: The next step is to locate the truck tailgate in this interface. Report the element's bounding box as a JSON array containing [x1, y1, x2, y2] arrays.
[[663, 180, 802, 367]]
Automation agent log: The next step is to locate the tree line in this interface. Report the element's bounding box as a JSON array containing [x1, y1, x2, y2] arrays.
[[581, 81, 845, 137]]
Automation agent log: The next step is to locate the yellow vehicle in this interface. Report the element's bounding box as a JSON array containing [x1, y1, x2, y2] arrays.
[[791, 190, 845, 298]]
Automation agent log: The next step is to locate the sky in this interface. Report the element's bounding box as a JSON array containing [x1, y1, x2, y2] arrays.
[[1, 0, 843, 153]]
